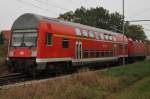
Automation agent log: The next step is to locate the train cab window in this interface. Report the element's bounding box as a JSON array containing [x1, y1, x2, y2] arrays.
[[96, 50, 100, 58], [83, 49, 89, 58], [90, 49, 95, 58], [62, 38, 69, 48], [75, 28, 81, 36], [89, 31, 95, 38], [46, 33, 52, 46], [82, 30, 88, 37]]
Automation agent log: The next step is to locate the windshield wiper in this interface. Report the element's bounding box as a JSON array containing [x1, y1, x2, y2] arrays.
[[20, 42, 26, 47]]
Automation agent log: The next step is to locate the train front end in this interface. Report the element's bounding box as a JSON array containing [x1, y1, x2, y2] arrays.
[[6, 13, 40, 73], [7, 29, 37, 72]]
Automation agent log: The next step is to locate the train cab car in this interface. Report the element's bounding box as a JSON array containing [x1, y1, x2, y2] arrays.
[[7, 13, 126, 74]]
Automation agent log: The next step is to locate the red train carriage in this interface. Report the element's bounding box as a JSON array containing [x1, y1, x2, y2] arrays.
[[128, 38, 147, 61], [6, 13, 143, 75]]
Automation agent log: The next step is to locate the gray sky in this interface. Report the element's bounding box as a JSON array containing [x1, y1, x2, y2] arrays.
[[0, 0, 150, 39]]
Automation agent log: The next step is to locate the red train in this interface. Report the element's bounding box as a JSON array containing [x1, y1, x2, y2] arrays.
[[6, 13, 147, 75]]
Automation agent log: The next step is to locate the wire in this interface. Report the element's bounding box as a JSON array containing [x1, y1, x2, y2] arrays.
[[69, 0, 81, 5], [144, 26, 150, 31], [81, 0, 100, 8], [127, 20, 150, 22], [34, 0, 70, 11], [16, 0, 58, 15], [128, 7, 150, 19]]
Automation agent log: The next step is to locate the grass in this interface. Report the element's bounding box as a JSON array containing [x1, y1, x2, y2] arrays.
[[109, 75, 150, 99], [103, 61, 150, 86], [0, 61, 150, 99]]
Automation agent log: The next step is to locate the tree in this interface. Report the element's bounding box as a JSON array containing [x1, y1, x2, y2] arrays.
[[126, 25, 147, 40], [58, 7, 147, 40], [108, 12, 123, 32], [58, 11, 74, 22]]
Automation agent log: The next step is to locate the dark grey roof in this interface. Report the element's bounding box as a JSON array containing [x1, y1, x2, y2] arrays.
[[12, 13, 42, 30], [12, 13, 118, 36]]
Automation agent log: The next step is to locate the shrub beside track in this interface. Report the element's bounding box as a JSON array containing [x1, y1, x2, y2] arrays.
[[0, 61, 149, 99]]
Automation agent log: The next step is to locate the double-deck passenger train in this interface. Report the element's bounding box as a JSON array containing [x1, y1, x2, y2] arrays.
[[6, 13, 147, 75]]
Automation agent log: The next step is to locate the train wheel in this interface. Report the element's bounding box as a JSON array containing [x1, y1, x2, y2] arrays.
[[118, 58, 123, 66]]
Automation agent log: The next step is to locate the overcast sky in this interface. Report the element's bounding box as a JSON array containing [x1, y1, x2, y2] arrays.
[[0, 0, 150, 39]]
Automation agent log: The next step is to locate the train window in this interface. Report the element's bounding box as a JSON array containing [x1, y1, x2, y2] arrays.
[[110, 50, 113, 57], [100, 34, 104, 40], [95, 32, 99, 40], [125, 44, 128, 49], [109, 35, 113, 41], [104, 35, 109, 40], [106, 51, 109, 57], [89, 31, 95, 38], [113, 36, 116, 41], [83, 49, 89, 58], [82, 30, 88, 37], [75, 28, 81, 36], [90, 49, 95, 58], [119, 45, 123, 49], [46, 33, 52, 46], [96, 50, 100, 58], [101, 51, 105, 57], [62, 38, 69, 48]]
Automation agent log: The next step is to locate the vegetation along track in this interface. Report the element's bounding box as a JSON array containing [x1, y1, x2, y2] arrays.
[[0, 57, 149, 88]]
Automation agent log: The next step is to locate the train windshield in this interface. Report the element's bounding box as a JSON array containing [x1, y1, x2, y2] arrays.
[[11, 30, 37, 47]]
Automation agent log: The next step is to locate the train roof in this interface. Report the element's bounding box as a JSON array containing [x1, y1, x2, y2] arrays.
[[12, 13, 120, 36]]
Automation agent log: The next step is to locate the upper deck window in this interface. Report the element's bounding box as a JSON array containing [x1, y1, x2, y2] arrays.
[[95, 32, 99, 40], [75, 28, 81, 36], [104, 34, 109, 40], [100, 33, 104, 40], [113, 36, 116, 42], [109, 35, 113, 41], [89, 31, 95, 38], [82, 30, 88, 37]]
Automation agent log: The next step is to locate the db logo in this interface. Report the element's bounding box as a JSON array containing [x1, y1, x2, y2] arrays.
[[20, 51, 24, 55]]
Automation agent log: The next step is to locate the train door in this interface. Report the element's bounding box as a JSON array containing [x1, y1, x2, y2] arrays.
[[76, 41, 82, 59]]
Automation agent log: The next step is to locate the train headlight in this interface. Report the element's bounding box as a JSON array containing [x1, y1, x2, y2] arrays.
[[31, 50, 37, 57]]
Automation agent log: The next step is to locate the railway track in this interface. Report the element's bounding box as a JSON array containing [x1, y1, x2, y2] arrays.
[[0, 73, 27, 86], [0, 58, 149, 89]]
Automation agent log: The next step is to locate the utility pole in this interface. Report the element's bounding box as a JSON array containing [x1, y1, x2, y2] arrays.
[[122, 0, 125, 66]]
